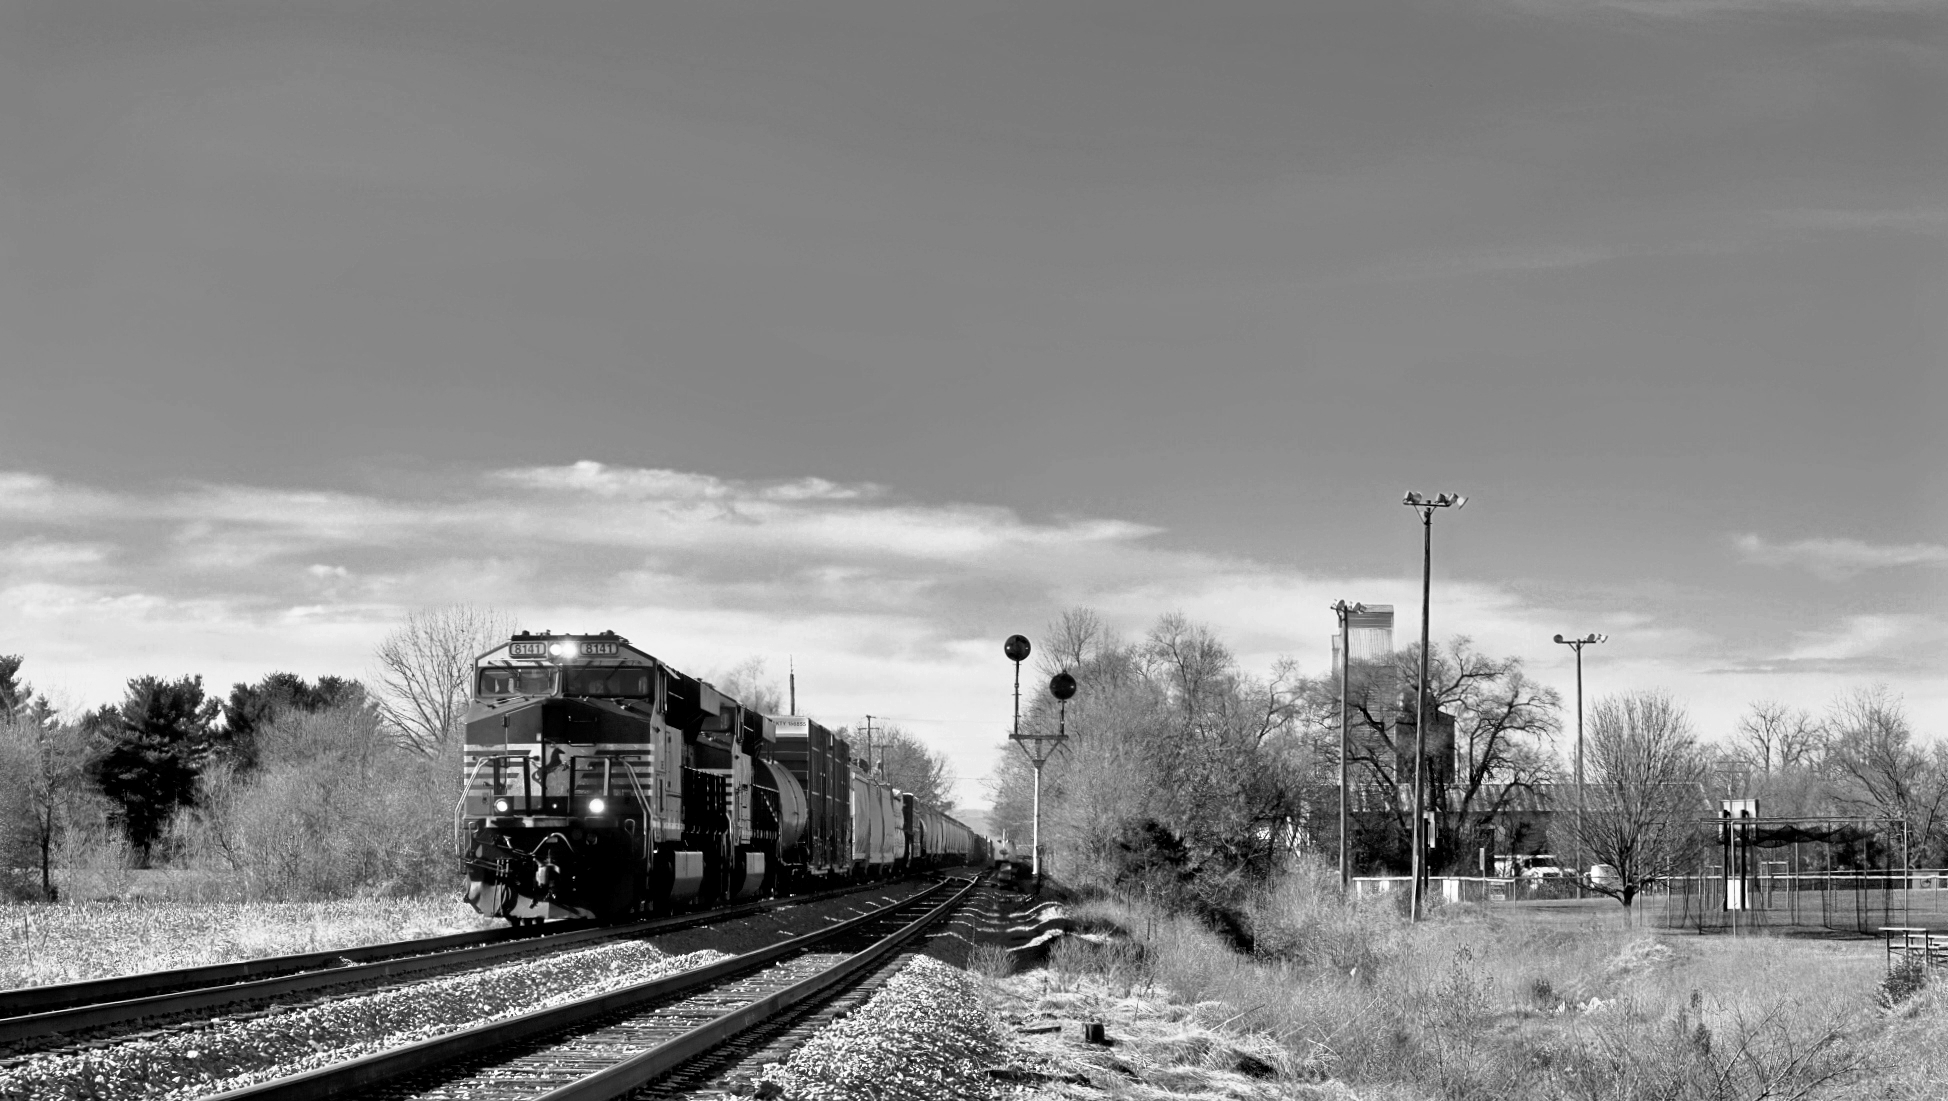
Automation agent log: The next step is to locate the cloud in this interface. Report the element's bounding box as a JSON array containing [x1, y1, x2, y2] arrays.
[[2, 462, 1940, 802], [1, 539, 109, 569], [1703, 613, 1948, 677], [1734, 533, 1948, 580]]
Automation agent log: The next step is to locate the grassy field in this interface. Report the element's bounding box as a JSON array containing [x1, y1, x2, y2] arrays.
[[992, 870, 1947, 1100], [0, 895, 495, 989]]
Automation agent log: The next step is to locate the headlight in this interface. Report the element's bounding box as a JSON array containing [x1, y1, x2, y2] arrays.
[[588, 797, 607, 815], [493, 798, 510, 813]]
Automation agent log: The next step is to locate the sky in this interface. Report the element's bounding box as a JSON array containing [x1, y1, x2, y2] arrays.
[[1, 0, 1943, 807]]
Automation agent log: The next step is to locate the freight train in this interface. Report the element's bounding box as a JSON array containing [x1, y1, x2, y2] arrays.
[[456, 630, 986, 922]]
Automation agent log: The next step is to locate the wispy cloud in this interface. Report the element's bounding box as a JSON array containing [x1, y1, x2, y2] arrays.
[[1768, 208, 1948, 237], [1504, 0, 1942, 20], [1734, 533, 1948, 580], [1351, 244, 1627, 284]]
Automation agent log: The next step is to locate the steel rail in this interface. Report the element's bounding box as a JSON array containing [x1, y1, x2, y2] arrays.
[[0, 918, 585, 1021], [203, 878, 965, 1101], [0, 877, 921, 1045], [537, 875, 978, 1101]]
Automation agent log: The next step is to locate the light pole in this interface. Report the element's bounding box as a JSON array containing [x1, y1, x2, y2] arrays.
[[1330, 600, 1367, 893], [1402, 490, 1466, 922], [1553, 632, 1606, 896]]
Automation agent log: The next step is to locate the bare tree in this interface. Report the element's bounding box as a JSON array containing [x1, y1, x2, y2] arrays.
[[0, 706, 90, 899], [1732, 700, 1825, 774], [1037, 607, 1113, 678], [859, 724, 954, 811], [1562, 690, 1709, 910], [375, 605, 512, 757], [1823, 685, 1948, 867], [982, 609, 1323, 898], [1304, 637, 1561, 874], [706, 656, 787, 716]]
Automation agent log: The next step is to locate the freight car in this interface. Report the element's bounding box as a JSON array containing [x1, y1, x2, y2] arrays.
[[456, 630, 983, 922]]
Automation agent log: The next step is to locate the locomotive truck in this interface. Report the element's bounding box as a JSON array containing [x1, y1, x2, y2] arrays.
[[457, 630, 984, 922]]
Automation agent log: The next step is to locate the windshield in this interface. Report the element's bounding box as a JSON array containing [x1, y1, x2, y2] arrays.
[[563, 665, 654, 698], [477, 667, 558, 698]]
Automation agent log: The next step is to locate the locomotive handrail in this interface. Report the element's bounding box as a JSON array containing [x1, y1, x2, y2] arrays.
[[454, 755, 511, 856], [601, 752, 655, 858]]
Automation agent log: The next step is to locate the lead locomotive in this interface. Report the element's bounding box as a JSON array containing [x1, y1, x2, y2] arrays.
[[457, 630, 983, 922]]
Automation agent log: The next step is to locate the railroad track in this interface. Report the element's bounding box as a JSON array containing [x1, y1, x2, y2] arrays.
[[0, 877, 930, 1057], [209, 874, 979, 1101]]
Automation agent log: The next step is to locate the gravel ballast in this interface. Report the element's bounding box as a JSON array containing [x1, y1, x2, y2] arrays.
[[0, 939, 729, 1100], [756, 955, 1004, 1101]]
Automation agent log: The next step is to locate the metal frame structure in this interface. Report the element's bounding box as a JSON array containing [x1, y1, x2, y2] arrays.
[[1657, 814, 1911, 935]]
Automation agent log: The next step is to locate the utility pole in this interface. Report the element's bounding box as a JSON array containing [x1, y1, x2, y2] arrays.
[[863, 714, 877, 775], [788, 656, 796, 716], [1553, 633, 1606, 897], [1403, 491, 1465, 922]]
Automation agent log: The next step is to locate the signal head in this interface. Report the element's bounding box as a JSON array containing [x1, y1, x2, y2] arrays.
[[1049, 670, 1078, 701], [1553, 634, 1566, 644], [1004, 634, 1031, 663]]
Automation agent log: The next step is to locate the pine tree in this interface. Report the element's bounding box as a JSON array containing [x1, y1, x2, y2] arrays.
[[87, 676, 219, 862]]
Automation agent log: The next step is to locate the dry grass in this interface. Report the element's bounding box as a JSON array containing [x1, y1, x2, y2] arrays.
[[0, 894, 494, 988], [985, 861, 1936, 1100]]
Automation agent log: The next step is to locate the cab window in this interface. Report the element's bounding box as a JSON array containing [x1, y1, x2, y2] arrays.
[[563, 666, 654, 698], [477, 668, 558, 698]]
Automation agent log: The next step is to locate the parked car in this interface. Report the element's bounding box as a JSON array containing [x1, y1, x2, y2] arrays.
[[1588, 863, 1621, 889]]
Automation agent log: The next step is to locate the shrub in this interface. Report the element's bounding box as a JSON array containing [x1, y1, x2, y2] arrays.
[[1877, 957, 1928, 1010], [166, 705, 460, 901]]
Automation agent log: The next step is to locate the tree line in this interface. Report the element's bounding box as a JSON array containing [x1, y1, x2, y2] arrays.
[[985, 608, 1946, 918]]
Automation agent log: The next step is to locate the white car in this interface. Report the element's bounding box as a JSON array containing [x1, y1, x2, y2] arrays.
[[1588, 864, 1621, 889]]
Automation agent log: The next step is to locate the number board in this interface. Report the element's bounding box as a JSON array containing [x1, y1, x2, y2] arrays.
[[507, 640, 620, 658]]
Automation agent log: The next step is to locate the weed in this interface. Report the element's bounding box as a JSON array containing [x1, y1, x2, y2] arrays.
[[966, 943, 1015, 979], [1875, 957, 1928, 1010], [994, 854, 1891, 1101]]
